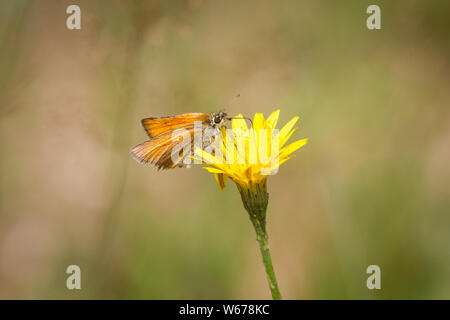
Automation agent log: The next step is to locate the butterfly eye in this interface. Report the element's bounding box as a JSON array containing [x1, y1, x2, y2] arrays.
[[214, 116, 221, 124]]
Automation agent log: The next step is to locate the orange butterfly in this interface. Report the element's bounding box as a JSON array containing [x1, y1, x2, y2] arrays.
[[131, 111, 228, 170]]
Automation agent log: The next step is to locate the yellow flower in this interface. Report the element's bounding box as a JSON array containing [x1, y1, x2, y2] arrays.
[[194, 109, 308, 300], [194, 109, 308, 190]]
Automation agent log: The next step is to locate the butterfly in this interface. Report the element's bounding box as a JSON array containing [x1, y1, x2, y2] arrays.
[[131, 111, 229, 170]]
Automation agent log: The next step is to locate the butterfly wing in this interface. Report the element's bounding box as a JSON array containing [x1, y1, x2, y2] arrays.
[[131, 127, 194, 169], [141, 113, 210, 138], [132, 113, 212, 170]]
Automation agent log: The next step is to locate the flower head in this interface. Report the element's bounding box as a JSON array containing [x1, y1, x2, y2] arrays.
[[194, 110, 308, 190]]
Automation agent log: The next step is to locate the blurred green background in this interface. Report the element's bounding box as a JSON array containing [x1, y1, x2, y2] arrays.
[[0, 0, 449, 299]]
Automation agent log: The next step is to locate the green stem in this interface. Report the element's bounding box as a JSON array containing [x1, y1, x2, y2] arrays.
[[237, 180, 282, 300], [254, 223, 282, 300]]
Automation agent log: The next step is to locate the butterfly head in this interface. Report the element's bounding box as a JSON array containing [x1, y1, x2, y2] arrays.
[[211, 111, 228, 127]]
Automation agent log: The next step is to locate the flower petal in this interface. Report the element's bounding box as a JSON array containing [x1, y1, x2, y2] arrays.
[[203, 167, 224, 174], [265, 109, 280, 129], [232, 113, 248, 132], [280, 127, 298, 147], [214, 173, 227, 190], [279, 116, 299, 142], [253, 113, 265, 130], [194, 147, 222, 168], [279, 138, 308, 159], [278, 155, 295, 167]]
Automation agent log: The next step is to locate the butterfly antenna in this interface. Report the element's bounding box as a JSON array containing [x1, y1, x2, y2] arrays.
[[223, 93, 240, 111], [226, 116, 253, 128], [229, 93, 240, 107], [223, 93, 253, 128]]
